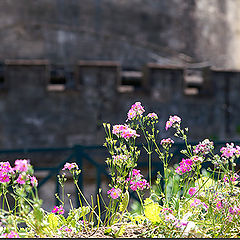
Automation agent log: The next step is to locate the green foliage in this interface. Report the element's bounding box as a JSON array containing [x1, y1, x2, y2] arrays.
[[48, 213, 59, 230], [1, 102, 240, 238]]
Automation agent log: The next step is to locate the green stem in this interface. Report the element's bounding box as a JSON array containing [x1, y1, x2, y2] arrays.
[[74, 180, 103, 224], [136, 190, 144, 212]]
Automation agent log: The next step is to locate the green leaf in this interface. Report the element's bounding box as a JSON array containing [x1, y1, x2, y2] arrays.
[[104, 227, 112, 235], [33, 207, 44, 222], [67, 206, 90, 225], [48, 213, 59, 230], [114, 224, 126, 238], [119, 190, 129, 213]]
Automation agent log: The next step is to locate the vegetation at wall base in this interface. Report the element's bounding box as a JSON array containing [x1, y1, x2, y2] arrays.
[[0, 102, 239, 238]]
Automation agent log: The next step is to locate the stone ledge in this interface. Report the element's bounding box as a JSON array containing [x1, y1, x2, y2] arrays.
[[146, 63, 184, 70], [4, 59, 50, 66], [78, 60, 120, 68]]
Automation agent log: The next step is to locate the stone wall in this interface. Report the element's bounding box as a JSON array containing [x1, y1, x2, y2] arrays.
[[0, 60, 239, 153], [0, 0, 239, 69]]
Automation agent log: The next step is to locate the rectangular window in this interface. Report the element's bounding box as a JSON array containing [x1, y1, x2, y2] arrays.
[[118, 68, 142, 93], [183, 69, 203, 96], [47, 65, 75, 91], [0, 63, 6, 90]]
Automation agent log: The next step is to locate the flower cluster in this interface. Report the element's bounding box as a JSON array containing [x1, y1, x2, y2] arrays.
[[1, 231, 19, 238], [147, 112, 158, 120], [112, 154, 128, 167], [191, 155, 204, 163], [59, 226, 72, 232], [52, 205, 65, 215], [30, 176, 38, 187], [112, 124, 140, 140], [223, 173, 239, 184], [220, 143, 240, 158], [229, 206, 240, 215], [215, 200, 224, 210], [0, 162, 13, 183], [161, 207, 173, 215], [175, 158, 193, 175], [0, 160, 38, 186], [127, 102, 145, 121], [165, 115, 181, 130], [190, 198, 208, 211], [62, 162, 79, 171], [188, 187, 198, 197], [126, 169, 149, 191], [16, 173, 29, 185], [14, 159, 30, 172], [193, 139, 214, 155], [107, 187, 122, 199], [160, 138, 174, 148]]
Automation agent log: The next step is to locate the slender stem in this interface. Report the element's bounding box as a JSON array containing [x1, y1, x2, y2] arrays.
[[136, 190, 144, 212], [75, 180, 102, 224], [96, 194, 101, 229]]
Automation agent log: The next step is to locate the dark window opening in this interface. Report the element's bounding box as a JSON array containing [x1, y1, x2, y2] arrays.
[[118, 68, 142, 93], [183, 69, 203, 96], [48, 65, 75, 91], [0, 63, 6, 90]]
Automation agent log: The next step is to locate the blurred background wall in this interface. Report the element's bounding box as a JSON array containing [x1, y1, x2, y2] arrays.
[[0, 0, 240, 69], [0, 0, 240, 210]]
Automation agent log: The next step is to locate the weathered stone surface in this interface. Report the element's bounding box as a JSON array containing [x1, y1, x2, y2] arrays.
[[0, 0, 239, 69]]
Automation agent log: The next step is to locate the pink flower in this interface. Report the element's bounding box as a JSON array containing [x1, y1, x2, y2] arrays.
[[58, 205, 65, 215], [0, 161, 14, 174], [16, 174, 27, 184], [147, 112, 158, 120], [188, 187, 197, 197], [161, 208, 173, 214], [165, 121, 172, 130], [223, 173, 239, 183], [193, 139, 214, 155], [112, 125, 128, 135], [175, 158, 193, 175], [191, 156, 203, 163], [160, 138, 174, 147], [14, 159, 30, 172], [229, 206, 240, 215], [165, 115, 181, 131], [127, 109, 137, 120], [220, 143, 236, 158], [30, 176, 38, 187], [52, 206, 59, 213], [59, 226, 73, 232], [126, 169, 149, 191], [52, 205, 65, 214], [65, 227, 72, 232], [137, 179, 149, 190], [107, 187, 122, 199], [0, 174, 10, 183], [62, 162, 79, 171], [235, 146, 240, 157], [190, 198, 208, 211], [190, 198, 202, 207], [170, 115, 181, 123], [132, 169, 141, 177], [216, 200, 223, 210], [112, 125, 140, 139], [127, 102, 145, 120], [130, 182, 138, 191], [164, 213, 176, 222], [2, 231, 19, 238], [120, 128, 140, 140]]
